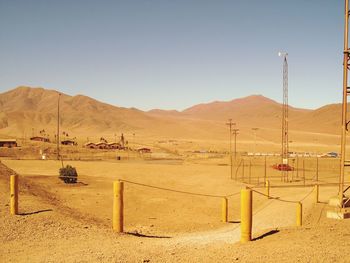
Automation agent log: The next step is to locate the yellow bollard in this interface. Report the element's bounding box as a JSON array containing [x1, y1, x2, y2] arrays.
[[296, 202, 302, 226], [314, 184, 319, 203], [265, 180, 270, 199], [10, 175, 18, 215], [240, 188, 252, 243], [113, 181, 124, 232], [222, 197, 228, 222]]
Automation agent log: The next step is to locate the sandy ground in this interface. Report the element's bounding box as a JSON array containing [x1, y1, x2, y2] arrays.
[[1, 158, 349, 262]]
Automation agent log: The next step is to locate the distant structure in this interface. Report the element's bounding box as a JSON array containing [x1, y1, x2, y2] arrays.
[[278, 51, 289, 182], [0, 139, 17, 148], [107, 142, 121, 149], [83, 137, 124, 150], [30, 136, 50, 143], [138, 147, 151, 153], [83, 133, 127, 150], [84, 142, 97, 149], [61, 139, 77, 146]]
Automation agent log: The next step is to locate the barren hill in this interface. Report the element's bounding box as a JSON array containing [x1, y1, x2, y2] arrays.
[[181, 95, 312, 128], [0, 86, 156, 137], [0, 86, 343, 142], [148, 94, 341, 134]]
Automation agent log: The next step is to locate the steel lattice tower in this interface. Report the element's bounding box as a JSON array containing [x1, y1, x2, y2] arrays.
[[279, 52, 289, 182], [339, 0, 349, 207]]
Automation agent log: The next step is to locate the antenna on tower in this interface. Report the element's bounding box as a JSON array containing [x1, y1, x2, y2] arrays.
[[278, 51, 289, 182]]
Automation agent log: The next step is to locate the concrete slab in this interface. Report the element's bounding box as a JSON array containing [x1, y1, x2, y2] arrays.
[[326, 208, 350, 220], [328, 196, 350, 207]]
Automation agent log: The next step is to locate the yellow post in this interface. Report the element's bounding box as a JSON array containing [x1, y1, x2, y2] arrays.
[[10, 175, 18, 215], [222, 197, 228, 222], [296, 202, 302, 226], [113, 181, 124, 232], [265, 180, 270, 199], [314, 184, 319, 203], [240, 188, 252, 243]]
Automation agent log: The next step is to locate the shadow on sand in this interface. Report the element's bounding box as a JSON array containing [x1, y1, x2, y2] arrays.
[[228, 220, 241, 224], [19, 209, 53, 216], [253, 229, 279, 241], [126, 232, 171, 239]]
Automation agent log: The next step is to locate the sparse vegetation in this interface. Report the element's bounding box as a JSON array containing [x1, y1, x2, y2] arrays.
[[59, 165, 78, 183]]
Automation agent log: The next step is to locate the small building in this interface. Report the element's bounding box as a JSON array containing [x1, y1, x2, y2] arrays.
[[107, 142, 121, 149], [0, 139, 17, 148], [95, 142, 107, 149], [138, 147, 151, 153], [30, 136, 50, 143], [84, 142, 97, 149], [61, 140, 77, 146]]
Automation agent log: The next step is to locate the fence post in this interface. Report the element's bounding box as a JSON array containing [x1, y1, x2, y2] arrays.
[[296, 202, 302, 226], [240, 188, 252, 243], [222, 197, 228, 223], [314, 184, 319, 203], [113, 181, 124, 232], [265, 180, 270, 199], [10, 175, 18, 215]]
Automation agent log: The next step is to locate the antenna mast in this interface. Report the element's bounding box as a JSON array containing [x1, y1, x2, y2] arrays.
[[279, 52, 289, 182]]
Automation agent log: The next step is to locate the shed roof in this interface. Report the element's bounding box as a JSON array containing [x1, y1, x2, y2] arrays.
[[0, 139, 17, 142]]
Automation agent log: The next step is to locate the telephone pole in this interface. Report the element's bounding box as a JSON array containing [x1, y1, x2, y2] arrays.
[[232, 128, 239, 159], [226, 119, 236, 179], [57, 92, 61, 160]]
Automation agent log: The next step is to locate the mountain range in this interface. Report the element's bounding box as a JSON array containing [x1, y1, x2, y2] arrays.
[[0, 86, 342, 142]]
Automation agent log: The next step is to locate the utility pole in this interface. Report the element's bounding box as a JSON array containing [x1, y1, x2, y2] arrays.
[[232, 128, 239, 159], [57, 93, 61, 160], [278, 51, 289, 182], [226, 119, 236, 179]]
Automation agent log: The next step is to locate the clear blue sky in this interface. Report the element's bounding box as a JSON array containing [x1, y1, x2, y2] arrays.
[[0, 0, 344, 111]]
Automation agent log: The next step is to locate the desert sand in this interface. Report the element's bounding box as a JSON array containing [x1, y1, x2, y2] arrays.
[[0, 86, 349, 262], [0, 156, 348, 262]]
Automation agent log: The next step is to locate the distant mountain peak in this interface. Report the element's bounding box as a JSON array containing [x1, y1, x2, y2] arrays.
[[229, 94, 279, 104]]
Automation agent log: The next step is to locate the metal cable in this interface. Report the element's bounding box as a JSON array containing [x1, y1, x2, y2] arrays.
[[248, 186, 314, 204], [120, 179, 240, 199]]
